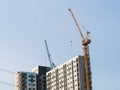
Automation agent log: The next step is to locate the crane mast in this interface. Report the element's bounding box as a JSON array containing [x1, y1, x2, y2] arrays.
[[45, 40, 56, 69], [69, 9, 92, 90]]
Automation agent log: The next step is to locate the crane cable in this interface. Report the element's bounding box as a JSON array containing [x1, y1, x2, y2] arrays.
[[0, 81, 16, 87], [0, 68, 15, 74], [0, 68, 16, 87]]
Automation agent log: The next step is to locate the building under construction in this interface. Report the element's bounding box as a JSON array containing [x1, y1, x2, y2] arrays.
[[46, 55, 86, 90], [15, 8, 92, 90], [43, 8, 92, 90]]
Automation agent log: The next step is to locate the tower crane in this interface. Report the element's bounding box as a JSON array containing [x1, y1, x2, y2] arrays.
[[44, 40, 56, 69], [69, 9, 92, 90]]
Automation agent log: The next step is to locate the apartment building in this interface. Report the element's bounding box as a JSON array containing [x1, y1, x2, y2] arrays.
[[46, 55, 86, 90], [15, 71, 37, 90], [15, 66, 50, 90], [32, 66, 50, 90]]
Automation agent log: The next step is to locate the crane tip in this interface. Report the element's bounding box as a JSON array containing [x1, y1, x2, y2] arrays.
[[68, 8, 71, 11]]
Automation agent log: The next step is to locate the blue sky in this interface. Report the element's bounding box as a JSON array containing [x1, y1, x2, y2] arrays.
[[0, 0, 120, 90]]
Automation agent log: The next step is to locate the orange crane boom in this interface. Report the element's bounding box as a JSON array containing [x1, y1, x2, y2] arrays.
[[69, 8, 92, 90], [68, 9, 84, 40]]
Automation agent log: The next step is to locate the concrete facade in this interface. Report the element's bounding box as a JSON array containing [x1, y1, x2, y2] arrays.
[[32, 66, 50, 90], [15, 72, 37, 90], [46, 55, 86, 90], [15, 66, 50, 90]]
